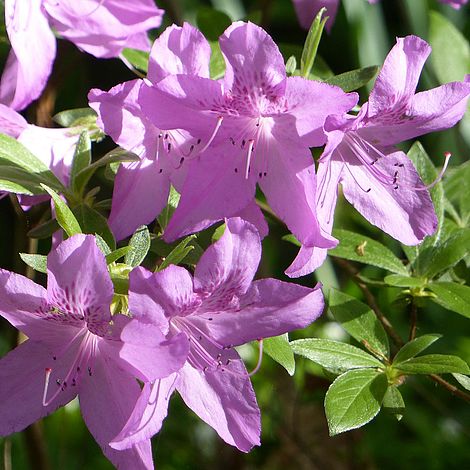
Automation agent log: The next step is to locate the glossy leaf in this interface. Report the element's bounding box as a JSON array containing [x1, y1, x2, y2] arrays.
[[125, 226, 151, 268], [393, 354, 470, 375], [393, 334, 442, 363], [428, 282, 470, 319], [384, 275, 426, 288], [19, 253, 47, 274], [324, 65, 379, 92], [157, 235, 197, 272], [382, 386, 405, 421], [452, 373, 470, 391], [263, 334, 295, 376], [53, 108, 97, 128], [300, 8, 327, 78], [121, 48, 149, 73], [73, 204, 116, 250], [105, 247, 133, 265], [70, 131, 92, 196]]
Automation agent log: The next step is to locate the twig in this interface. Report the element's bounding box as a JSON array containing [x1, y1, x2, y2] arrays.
[[333, 257, 404, 348], [429, 374, 470, 404], [409, 301, 418, 341]]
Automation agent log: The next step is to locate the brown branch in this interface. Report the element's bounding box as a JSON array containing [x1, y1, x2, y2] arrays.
[[333, 257, 404, 348], [429, 374, 470, 404]]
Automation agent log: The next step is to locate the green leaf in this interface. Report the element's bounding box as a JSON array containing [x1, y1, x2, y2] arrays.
[[428, 282, 470, 319], [382, 386, 405, 421], [418, 229, 470, 279], [27, 218, 60, 239], [125, 226, 151, 268], [121, 48, 149, 73], [105, 247, 132, 265], [73, 148, 139, 194], [325, 369, 388, 436], [157, 235, 196, 272], [70, 131, 92, 195], [208, 40, 226, 80], [53, 108, 97, 128], [324, 65, 379, 92], [285, 55, 297, 76], [0, 166, 49, 195], [452, 373, 470, 391], [300, 8, 327, 78], [444, 160, 470, 222], [41, 185, 81, 237], [328, 289, 390, 358], [73, 204, 115, 250], [393, 334, 442, 363], [384, 275, 426, 288], [429, 11, 470, 85], [263, 334, 295, 376], [19, 253, 47, 274], [197, 7, 231, 41], [157, 186, 181, 231], [329, 229, 408, 275], [0, 134, 65, 193], [95, 234, 112, 256], [291, 338, 383, 374], [393, 354, 470, 375]]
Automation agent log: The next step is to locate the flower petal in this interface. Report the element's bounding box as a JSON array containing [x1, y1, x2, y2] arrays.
[[79, 353, 153, 470], [1, 0, 56, 110], [148, 22, 211, 83], [177, 361, 261, 452], [111, 375, 178, 450], [0, 103, 27, 137], [234, 201, 269, 239]]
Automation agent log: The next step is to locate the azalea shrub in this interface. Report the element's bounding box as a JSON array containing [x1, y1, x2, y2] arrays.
[[0, 0, 469, 469]]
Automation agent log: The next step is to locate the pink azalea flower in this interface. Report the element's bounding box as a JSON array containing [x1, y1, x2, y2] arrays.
[[89, 22, 268, 241], [1, 0, 163, 110], [140, 21, 357, 248], [439, 0, 467, 8], [110, 218, 325, 452], [0, 234, 188, 469], [287, 35, 470, 277]]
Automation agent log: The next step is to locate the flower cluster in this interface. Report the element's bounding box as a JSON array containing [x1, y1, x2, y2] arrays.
[[0, 2, 469, 469]]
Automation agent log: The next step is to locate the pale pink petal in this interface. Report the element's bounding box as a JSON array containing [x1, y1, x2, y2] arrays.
[[0, 103, 27, 137], [234, 201, 269, 239]]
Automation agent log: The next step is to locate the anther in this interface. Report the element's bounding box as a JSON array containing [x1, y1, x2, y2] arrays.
[[245, 140, 255, 179]]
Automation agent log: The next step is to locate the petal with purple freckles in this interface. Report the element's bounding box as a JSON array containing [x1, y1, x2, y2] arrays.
[[131, 265, 198, 320], [128, 267, 170, 330], [284, 77, 358, 147], [140, 76, 224, 137], [292, 0, 339, 31], [101, 318, 188, 382], [177, 361, 261, 452], [111, 375, 178, 450], [0, 339, 79, 436], [79, 353, 153, 470], [44, 0, 163, 58], [1, 0, 56, 110], [368, 36, 431, 117], [194, 217, 260, 301], [109, 158, 170, 241], [47, 235, 113, 327], [340, 149, 437, 244], [202, 279, 324, 346], [220, 22, 286, 93], [89, 80, 160, 158], [234, 201, 269, 239], [148, 23, 211, 84], [0, 103, 27, 137], [163, 147, 257, 242], [285, 157, 343, 278], [258, 139, 335, 248]]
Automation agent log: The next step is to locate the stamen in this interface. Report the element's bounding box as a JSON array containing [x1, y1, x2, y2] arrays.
[[42, 369, 52, 407], [338, 149, 371, 193], [413, 152, 451, 191], [248, 339, 264, 377], [154, 133, 163, 162], [197, 116, 224, 155], [245, 140, 255, 179]]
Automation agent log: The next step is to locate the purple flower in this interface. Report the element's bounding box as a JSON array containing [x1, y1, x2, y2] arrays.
[[140, 21, 357, 248], [287, 35, 470, 277], [1, 0, 163, 110], [110, 218, 325, 452], [89, 22, 268, 240], [439, 0, 467, 8], [0, 234, 188, 469]]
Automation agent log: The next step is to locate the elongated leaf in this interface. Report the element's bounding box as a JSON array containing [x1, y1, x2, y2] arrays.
[[325, 369, 388, 436], [125, 226, 151, 268], [19, 253, 47, 274], [263, 334, 295, 376], [324, 65, 379, 92], [157, 235, 196, 272], [27, 218, 60, 239], [384, 275, 426, 288], [418, 229, 470, 279], [452, 373, 470, 391], [0, 167, 45, 195], [70, 131, 91, 195], [105, 247, 132, 265], [300, 8, 327, 78], [444, 160, 470, 222], [382, 386, 405, 421], [157, 186, 181, 231], [328, 289, 389, 358], [428, 282, 470, 319], [73, 204, 115, 250], [330, 229, 408, 275], [393, 334, 442, 364], [41, 185, 81, 237], [0, 134, 65, 193], [121, 48, 149, 73], [95, 233, 112, 255], [53, 108, 97, 128], [394, 354, 470, 375], [291, 338, 383, 374]]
